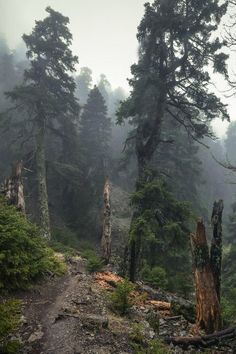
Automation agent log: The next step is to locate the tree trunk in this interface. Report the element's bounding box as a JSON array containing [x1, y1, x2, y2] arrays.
[[3, 161, 25, 213], [35, 123, 51, 239], [210, 200, 224, 302], [101, 178, 111, 264], [191, 219, 221, 334]]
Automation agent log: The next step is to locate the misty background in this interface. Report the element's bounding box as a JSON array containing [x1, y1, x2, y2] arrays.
[[0, 0, 235, 137]]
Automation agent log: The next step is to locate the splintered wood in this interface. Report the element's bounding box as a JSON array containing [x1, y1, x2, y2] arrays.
[[95, 271, 171, 316], [95, 272, 123, 290]]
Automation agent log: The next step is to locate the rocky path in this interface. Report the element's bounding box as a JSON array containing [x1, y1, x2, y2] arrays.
[[19, 258, 133, 354], [16, 256, 236, 354]]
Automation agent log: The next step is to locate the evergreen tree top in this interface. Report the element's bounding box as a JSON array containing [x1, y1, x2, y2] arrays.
[[118, 0, 229, 142], [6, 7, 79, 118]]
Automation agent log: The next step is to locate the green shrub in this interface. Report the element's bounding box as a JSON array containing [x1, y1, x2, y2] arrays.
[[86, 255, 104, 273], [222, 288, 236, 325], [133, 339, 171, 354], [0, 299, 21, 353], [80, 248, 104, 273], [0, 198, 65, 291], [140, 264, 168, 289], [110, 279, 134, 315], [167, 273, 193, 298], [51, 228, 80, 250], [129, 323, 145, 344]]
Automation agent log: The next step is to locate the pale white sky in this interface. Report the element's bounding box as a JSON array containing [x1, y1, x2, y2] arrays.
[[0, 0, 235, 138]]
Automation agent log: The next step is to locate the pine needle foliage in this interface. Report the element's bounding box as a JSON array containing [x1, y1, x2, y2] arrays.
[[0, 198, 65, 291]]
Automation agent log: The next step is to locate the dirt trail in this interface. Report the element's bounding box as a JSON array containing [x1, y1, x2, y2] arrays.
[[19, 258, 132, 354]]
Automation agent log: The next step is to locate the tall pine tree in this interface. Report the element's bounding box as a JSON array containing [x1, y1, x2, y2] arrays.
[[78, 86, 111, 236], [117, 0, 229, 281], [3, 7, 79, 239]]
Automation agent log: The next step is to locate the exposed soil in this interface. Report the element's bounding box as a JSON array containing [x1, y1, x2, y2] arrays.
[[18, 258, 133, 354], [13, 256, 236, 354]]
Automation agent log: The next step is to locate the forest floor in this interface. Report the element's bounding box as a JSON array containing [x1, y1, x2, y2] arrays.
[[12, 255, 235, 354], [17, 256, 135, 354]]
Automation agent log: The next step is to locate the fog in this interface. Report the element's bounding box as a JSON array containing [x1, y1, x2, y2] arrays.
[[0, 0, 235, 137]]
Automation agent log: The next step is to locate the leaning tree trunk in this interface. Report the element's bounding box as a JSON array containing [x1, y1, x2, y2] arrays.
[[36, 122, 51, 239], [210, 200, 224, 302], [3, 161, 25, 213], [191, 219, 221, 334], [101, 178, 111, 264]]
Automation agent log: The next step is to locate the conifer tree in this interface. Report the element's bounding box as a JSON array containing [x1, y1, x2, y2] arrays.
[[78, 86, 111, 235], [3, 7, 79, 239], [75, 67, 93, 105], [118, 0, 229, 281]]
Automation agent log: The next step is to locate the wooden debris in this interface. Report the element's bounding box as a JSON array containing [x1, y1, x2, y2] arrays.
[[165, 326, 236, 348], [95, 272, 123, 290], [148, 300, 171, 311]]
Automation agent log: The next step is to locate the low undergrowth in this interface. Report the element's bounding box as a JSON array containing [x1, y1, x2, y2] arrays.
[[110, 278, 135, 315], [0, 299, 22, 354], [0, 198, 66, 292], [81, 247, 104, 273]]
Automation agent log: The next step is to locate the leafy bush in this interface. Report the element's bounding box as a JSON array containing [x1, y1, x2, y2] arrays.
[[0, 299, 21, 353], [0, 198, 65, 291], [81, 248, 104, 273], [140, 264, 168, 289], [110, 279, 134, 315]]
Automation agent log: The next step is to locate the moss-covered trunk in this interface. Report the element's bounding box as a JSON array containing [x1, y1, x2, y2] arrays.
[[35, 122, 51, 239]]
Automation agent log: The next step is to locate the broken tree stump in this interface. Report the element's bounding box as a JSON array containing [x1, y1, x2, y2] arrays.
[[210, 200, 224, 302], [101, 178, 111, 264], [2, 161, 25, 213], [191, 219, 221, 334]]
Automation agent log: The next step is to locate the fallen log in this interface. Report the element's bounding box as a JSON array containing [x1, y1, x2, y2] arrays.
[[165, 326, 236, 349]]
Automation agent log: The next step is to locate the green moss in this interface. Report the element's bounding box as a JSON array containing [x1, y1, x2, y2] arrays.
[[0, 300, 22, 353]]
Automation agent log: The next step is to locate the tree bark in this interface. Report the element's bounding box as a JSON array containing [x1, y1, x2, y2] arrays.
[[35, 123, 51, 239], [165, 326, 236, 348], [101, 178, 111, 264], [3, 161, 25, 213], [191, 219, 221, 334], [210, 200, 224, 302]]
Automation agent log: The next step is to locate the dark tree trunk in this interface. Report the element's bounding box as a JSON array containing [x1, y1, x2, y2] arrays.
[[101, 178, 111, 264], [210, 200, 224, 302], [36, 122, 51, 239], [3, 161, 25, 213], [191, 219, 221, 334]]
